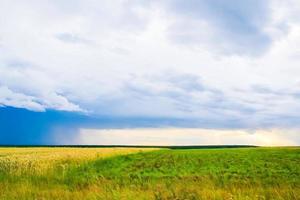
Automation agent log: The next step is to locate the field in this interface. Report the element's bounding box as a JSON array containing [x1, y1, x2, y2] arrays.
[[0, 147, 299, 200]]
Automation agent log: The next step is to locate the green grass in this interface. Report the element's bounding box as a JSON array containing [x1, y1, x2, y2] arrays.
[[0, 147, 299, 199]]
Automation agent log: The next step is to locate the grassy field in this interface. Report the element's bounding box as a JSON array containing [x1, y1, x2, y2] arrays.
[[0, 147, 299, 200]]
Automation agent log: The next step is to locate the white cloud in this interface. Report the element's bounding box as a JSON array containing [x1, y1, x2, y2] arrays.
[[0, 86, 82, 112], [0, 0, 300, 128], [0, 86, 45, 111]]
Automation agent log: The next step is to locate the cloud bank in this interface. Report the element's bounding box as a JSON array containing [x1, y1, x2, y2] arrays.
[[1, 0, 300, 129], [74, 128, 300, 146]]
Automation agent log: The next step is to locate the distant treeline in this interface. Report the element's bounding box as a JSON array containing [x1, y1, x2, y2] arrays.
[[0, 145, 258, 149]]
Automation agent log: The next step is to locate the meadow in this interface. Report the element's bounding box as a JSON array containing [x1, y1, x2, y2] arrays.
[[0, 147, 299, 200]]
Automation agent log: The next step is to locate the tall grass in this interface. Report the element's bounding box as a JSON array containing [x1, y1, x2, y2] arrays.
[[0, 147, 299, 199]]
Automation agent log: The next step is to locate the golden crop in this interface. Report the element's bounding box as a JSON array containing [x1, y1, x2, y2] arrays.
[[0, 147, 153, 175]]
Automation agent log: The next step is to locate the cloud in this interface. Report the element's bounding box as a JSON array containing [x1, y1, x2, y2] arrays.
[[160, 0, 284, 56], [0, 0, 300, 130], [0, 86, 82, 112], [55, 33, 92, 45], [0, 86, 45, 111], [73, 128, 300, 146]]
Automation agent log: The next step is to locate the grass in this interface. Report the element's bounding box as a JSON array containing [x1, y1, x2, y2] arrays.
[[0, 147, 299, 199]]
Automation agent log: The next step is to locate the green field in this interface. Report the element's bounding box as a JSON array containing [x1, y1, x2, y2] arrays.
[[0, 147, 299, 200]]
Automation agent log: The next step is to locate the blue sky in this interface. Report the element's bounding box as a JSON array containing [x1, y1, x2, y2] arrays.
[[1, 0, 300, 145]]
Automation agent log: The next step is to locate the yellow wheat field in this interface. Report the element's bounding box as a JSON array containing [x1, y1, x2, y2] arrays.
[[0, 147, 154, 175]]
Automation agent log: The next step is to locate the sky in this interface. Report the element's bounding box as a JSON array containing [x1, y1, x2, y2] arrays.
[[0, 0, 300, 145]]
